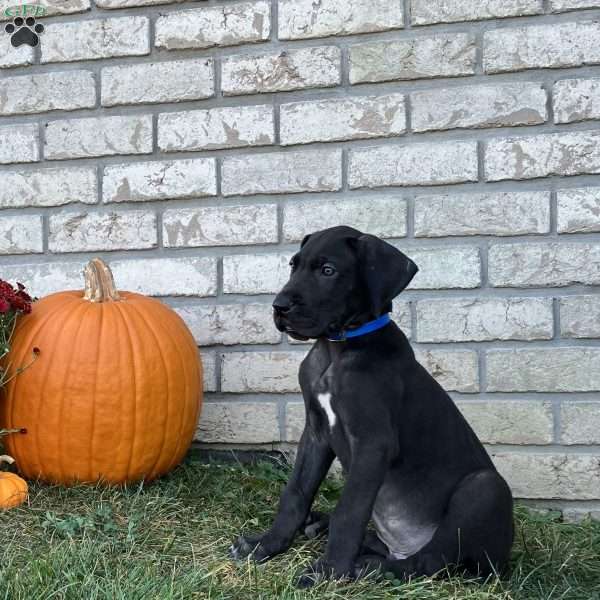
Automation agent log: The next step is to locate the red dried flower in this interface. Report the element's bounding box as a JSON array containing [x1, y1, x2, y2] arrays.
[[0, 279, 33, 315]]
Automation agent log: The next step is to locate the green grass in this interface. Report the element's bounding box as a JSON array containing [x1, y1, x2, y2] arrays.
[[0, 457, 599, 600]]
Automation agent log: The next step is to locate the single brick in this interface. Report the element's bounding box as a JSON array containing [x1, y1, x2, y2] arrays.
[[0, 71, 95, 116], [489, 242, 600, 287], [201, 353, 217, 393], [414, 191, 550, 237], [45, 115, 153, 160], [41, 17, 149, 63], [221, 46, 340, 96], [551, 0, 600, 11], [349, 34, 476, 84], [485, 131, 600, 181], [412, 0, 543, 25], [487, 348, 600, 392], [158, 105, 274, 153], [458, 400, 553, 445], [283, 196, 407, 242], [411, 82, 547, 132], [101, 59, 214, 106], [558, 187, 600, 233], [110, 257, 217, 297], [156, 1, 270, 50], [163, 204, 278, 248], [285, 402, 306, 442], [221, 351, 305, 393], [491, 452, 600, 499], [222, 149, 342, 196], [176, 303, 280, 346], [0, 261, 85, 297], [280, 93, 406, 145], [1, 167, 97, 208], [0, 215, 43, 255], [416, 298, 553, 343], [103, 158, 216, 203], [404, 246, 481, 290], [554, 78, 600, 124], [484, 21, 600, 74], [0, 33, 34, 68], [349, 141, 478, 189], [0, 124, 39, 164], [223, 253, 291, 294], [278, 0, 403, 40], [196, 402, 280, 444], [561, 402, 600, 444], [414, 349, 479, 393], [48, 210, 157, 253], [560, 295, 600, 338], [1, 0, 90, 19]]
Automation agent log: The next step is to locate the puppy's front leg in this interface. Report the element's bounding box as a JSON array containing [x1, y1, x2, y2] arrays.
[[297, 443, 388, 587], [231, 427, 334, 563]]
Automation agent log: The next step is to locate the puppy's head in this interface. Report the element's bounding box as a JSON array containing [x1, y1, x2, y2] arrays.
[[273, 226, 418, 340]]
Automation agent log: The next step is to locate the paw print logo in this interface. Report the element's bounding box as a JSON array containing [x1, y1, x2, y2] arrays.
[[4, 16, 44, 48]]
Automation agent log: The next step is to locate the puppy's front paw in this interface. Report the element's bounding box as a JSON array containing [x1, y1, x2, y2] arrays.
[[229, 534, 272, 563]]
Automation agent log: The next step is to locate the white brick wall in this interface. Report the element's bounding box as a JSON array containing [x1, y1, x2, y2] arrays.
[[2, 0, 600, 509]]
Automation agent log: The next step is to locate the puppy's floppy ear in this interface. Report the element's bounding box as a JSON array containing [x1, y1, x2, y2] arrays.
[[300, 234, 312, 248], [352, 234, 418, 317]]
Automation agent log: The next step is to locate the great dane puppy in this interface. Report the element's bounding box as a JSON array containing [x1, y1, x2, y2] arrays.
[[231, 226, 513, 587]]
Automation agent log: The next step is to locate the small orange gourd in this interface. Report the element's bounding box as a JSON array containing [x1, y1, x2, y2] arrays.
[[0, 259, 202, 485], [0, 472, 28, 509]]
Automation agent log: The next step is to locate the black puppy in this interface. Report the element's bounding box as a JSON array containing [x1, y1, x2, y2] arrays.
[[231, 226, 513, 587]]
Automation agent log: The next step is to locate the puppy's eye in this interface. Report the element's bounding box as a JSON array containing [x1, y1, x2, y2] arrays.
[[321, 264, 336, 277]]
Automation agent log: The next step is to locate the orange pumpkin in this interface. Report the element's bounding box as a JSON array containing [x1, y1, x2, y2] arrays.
[[0, 472, 28, 509], [0, 259, 202, 485]]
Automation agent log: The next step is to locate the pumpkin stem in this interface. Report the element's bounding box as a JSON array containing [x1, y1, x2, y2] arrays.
[[83, 259, 121, 303]]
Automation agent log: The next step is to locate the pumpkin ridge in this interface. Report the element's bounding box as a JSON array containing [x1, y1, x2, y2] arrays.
[[86, 302, 104, 482], [139, 296, 200, 477], [124, 299, 171, 480], [5, 295, 78, 435], [54, 301, 94, 483], [113, 300, 140, 482], [9, 297, 85, 478]]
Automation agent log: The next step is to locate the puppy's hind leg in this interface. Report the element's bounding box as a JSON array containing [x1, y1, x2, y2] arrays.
[[303, 511, 329, 539], [374, 469, 514, 581]]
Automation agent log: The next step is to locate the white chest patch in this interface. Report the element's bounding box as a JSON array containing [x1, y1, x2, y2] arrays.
[[317, 392, 336, 429]]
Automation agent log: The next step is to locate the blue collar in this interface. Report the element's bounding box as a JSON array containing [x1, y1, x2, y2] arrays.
[[328, 313, 391, 342]]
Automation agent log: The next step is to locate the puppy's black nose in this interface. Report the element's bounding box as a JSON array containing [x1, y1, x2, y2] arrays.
[[273, 299, 291, 315]]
